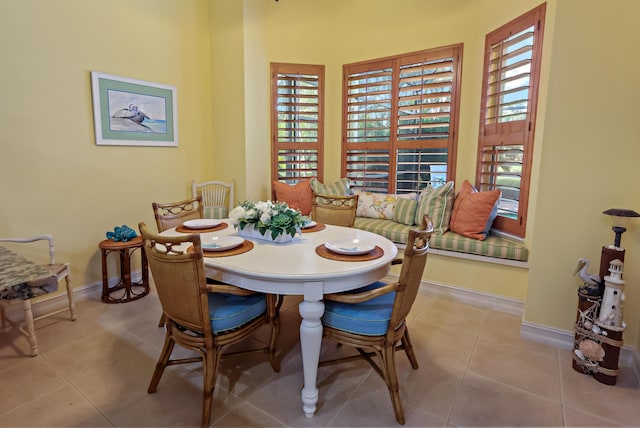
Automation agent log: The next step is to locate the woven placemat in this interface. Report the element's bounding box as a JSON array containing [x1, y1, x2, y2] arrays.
[[301, 223, 326, 233], [315, 244, 383, 261], [176, 222, 229, 233], [188, 240, 254, 258]]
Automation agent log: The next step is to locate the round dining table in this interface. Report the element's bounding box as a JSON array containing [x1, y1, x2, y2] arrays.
[[162, 220, 398, 418]]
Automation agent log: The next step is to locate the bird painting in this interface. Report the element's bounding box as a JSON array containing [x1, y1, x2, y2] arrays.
[[574, 257, 602, 296]]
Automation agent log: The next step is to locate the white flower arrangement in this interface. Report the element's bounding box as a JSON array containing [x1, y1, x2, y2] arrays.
[[229, 200, 307, 240]]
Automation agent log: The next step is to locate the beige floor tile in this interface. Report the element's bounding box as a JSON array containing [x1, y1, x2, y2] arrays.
[[70, 341, 174, 419], [449, 373, 564, 426], [408, 317, 479, 372], [412, 296, 489, 336], [0, 327, 36, 366], [562, 405, 624, 427], [213, 401, 287, 427], [558, 349, 640, 426], [0, 384, 109, 427], [468, 337, 562, 400], [111, 376, 242, 427], [0, 356, 66, 415], [42, 325, 150, 382], [3, 287, 640, 427], [330, 380, 447, 427]]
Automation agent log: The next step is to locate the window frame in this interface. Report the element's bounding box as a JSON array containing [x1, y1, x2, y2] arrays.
[[270, 62, 325, 186], [341, 45, 463, 194], [475, 3, 546, 238]]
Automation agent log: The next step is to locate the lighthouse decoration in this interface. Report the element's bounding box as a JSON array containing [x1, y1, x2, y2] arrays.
[[597, 259, 625, 330]]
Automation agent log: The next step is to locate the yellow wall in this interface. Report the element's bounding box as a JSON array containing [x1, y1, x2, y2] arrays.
[[0, 0, 214, 284], [2, 0, 640, 348]]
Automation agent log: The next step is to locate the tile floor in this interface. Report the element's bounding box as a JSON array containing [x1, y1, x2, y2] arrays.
[[2, 282, 640, 427]]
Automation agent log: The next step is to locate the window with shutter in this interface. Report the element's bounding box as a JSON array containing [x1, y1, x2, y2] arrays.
[[476, 3, 546, 238], [343, 45, 461, 194], [271, 63, 324, 184]]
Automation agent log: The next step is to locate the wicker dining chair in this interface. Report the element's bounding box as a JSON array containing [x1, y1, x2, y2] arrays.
[[319, 215, 434, 424], [139, 223, 280, 428], [152, 196, 203, 233], [0, 235, 76, 356], [311, 193, 359, 227]]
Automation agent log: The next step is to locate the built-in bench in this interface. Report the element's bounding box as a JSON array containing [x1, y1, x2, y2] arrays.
[[354, 217, 529, 263]]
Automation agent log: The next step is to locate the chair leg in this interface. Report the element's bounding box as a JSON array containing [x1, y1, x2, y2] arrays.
[[382, 344, 405, 424], [22, 299, 39, 357], [158, 313, 166, 327], [401, 328, 419, 369], [266, 294, 281, 372], [201, 347, 221, 428], [148, 330, 175, 393], [64, 271, 77, 321]]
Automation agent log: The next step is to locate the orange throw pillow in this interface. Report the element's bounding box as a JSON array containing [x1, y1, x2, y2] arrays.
[[449, 180, 501, 240], [272, 180, 313, 215]]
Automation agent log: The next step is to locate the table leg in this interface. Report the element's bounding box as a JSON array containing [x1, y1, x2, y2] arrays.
[[299, 282, 325, 418]]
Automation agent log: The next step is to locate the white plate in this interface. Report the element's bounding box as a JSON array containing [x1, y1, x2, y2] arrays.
[[324, 239, 375, 255], [301, 220, 317, 229], [202, 236, 244, 252], [183, 219, 222, 229]]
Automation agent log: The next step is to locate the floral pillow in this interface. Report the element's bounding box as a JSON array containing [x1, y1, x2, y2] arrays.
[[354, 191, 417, 220]]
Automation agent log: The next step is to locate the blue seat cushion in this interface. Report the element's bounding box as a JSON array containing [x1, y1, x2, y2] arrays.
[[322, 282, 396, 336], [208, 292, 266, 334]]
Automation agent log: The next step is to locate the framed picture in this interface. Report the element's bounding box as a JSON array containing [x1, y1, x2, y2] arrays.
[[91, 71, 178, 147]]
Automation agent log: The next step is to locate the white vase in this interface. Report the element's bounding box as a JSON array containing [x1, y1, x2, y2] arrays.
[[236, 223, 298, 244]]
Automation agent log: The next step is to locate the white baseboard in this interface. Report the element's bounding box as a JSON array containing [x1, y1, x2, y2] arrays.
[[417, 279, 524, 316]]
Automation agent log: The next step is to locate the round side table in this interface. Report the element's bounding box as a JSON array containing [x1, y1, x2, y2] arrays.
[[98, 236, 150, 303]]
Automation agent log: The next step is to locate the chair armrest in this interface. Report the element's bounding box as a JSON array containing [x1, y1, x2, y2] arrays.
[[206, 282, 256, 296], [323, 282, 397, 304]]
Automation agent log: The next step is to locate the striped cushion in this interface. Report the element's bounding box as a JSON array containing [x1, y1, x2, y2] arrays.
[[354, 217, 414, 244], [430, 231, 528, 262], [415, 181, 455, 235], [208, 292, 266, 334], [353, 217, 528, 261], [204, 206, 227, 219], [322, 282, 396, 336], [309, 178, 350, 196], [392, 198, 418, 226]]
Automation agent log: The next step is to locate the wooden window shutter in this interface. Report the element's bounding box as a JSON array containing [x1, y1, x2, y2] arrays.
[[476, 3, 546, 238], [271, 63, 324, 184]]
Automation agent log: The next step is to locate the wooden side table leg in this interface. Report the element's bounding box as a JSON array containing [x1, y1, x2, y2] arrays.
[[122, 248, 132, 301], [100, 249, 110, 303]]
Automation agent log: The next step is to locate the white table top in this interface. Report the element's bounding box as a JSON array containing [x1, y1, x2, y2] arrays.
[[162, 221, 398, 296]]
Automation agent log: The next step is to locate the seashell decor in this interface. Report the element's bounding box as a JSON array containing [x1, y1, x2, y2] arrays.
[[579, 339, 605, 362]]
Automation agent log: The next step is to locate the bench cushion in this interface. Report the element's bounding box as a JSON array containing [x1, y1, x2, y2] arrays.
[[353, 217, 528, 261]]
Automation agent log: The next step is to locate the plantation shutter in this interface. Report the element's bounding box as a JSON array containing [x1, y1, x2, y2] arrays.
[[396, 48, 459, 193], [476, 4, 545, 237], [343, 46, 461, 194], [271, 63, 324, 184], [344, 61, 393, 192]]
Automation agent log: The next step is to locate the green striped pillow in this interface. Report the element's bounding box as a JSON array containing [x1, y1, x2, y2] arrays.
[[392, 198, 418, 226], [415, 181, 455, 235], [309, 178, 350, 196]]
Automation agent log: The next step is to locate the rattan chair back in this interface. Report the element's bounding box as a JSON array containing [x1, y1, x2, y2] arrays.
[[311, 193, 359, 227], [152, 196, 203, 232]]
